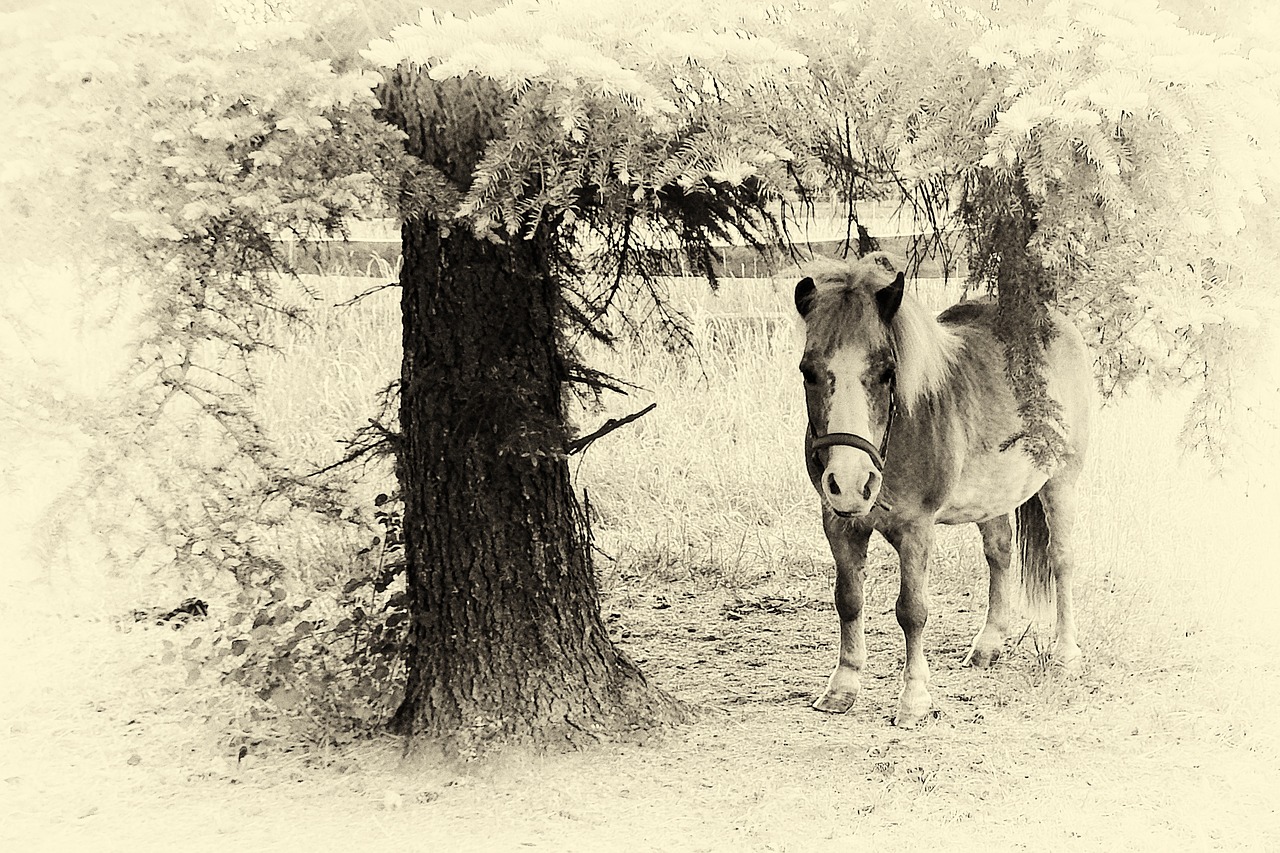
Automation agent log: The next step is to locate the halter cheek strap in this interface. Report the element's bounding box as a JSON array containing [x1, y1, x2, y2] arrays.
[[808, 380, 897, 473]]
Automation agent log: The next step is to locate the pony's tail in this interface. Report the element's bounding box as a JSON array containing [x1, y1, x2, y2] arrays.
[[1015, 493, 1054, 616]]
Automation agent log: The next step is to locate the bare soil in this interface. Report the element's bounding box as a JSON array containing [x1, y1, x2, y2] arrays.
[[6, 524, 1276, 853]]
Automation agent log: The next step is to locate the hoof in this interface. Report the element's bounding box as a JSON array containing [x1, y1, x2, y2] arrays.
[[963, 646, 1002, 669], [892, 708, 927, 728], [893, 685, 931, 727], [1056, 652, 1083, 678], [813, 691, 858, 714]]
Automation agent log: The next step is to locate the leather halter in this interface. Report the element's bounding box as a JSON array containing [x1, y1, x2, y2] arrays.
[[808, 378, 897, 473]]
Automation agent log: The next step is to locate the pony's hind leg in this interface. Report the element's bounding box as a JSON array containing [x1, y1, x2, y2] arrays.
[[884, 519, 935, 727], [1038, 476, 1083, 675], [964, 514, 1014, 668], [814, 514, 872, 714]]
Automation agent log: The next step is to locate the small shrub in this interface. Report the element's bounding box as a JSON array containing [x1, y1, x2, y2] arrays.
[[176, 493, 409, 744]]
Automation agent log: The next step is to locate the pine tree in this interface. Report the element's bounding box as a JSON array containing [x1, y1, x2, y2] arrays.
[[969, 0, 1280, 462], [366, 0, 807, 752]]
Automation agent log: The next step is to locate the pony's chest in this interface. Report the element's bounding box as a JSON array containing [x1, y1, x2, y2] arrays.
[[934, 449, 1048, 525]]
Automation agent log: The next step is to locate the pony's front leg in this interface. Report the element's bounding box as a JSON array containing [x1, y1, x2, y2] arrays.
[[886, 520, 934, 727], [813, 513, 872, 714]]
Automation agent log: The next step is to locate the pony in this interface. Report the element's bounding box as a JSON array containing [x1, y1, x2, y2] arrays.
[[794, 255, 1092, 727]]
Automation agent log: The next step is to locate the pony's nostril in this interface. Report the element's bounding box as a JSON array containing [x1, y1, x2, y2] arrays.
[[862, 472, 879, 501], [826, 472, 842, 496]]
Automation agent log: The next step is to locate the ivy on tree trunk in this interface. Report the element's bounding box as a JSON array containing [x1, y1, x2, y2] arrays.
[[378, 71, 683, 755]]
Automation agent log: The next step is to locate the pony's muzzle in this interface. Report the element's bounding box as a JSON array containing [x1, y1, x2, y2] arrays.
[[825, 469, 880, 500], [822, 452, 882, 517]]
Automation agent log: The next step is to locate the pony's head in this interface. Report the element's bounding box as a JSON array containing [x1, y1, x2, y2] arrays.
[[794, 255, 959, 517]]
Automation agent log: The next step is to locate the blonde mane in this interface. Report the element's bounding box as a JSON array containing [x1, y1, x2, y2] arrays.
[[800, 256, 963, 414], [888, 290, 964, 412]]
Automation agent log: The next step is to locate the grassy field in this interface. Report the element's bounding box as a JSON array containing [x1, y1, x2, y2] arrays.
[[3, 269, 1279, 851]]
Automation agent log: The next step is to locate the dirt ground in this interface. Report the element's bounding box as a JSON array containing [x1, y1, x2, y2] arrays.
[[598, 538, 1280, 851], [4, 521, 1278, 853]]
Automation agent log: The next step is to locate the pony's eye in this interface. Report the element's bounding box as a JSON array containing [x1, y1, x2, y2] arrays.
[[800, 364, 819, 385], [879, 367, 896, 386]]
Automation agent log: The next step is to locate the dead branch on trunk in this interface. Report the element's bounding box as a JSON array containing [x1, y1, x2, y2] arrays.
[[567, 403, 657, 456]]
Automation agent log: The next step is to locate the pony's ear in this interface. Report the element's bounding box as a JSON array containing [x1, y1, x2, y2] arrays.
[[875, 272, 905, 323], [794, 277, 817, 317]]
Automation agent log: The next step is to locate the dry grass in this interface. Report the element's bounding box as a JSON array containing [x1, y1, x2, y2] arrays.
[[3, 270, 1279, 851]]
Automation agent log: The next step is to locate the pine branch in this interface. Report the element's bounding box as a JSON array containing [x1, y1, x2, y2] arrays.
[[565, 365, 642, 397]]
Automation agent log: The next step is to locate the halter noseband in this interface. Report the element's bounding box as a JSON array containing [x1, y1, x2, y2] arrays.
[[808, 378, 897, 473]]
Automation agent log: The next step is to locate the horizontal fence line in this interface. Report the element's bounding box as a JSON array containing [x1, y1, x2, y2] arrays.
[[277, 201, 961, 247], [276, 227, 965, 246]]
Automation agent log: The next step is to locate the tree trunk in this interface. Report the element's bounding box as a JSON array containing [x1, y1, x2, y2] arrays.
[[379, 71, 682, 755]]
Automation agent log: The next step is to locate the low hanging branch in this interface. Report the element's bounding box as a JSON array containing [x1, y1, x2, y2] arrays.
[[963, 167, 1067, 469], [305, 417, 401, 479], [567, 403, 657, 456]]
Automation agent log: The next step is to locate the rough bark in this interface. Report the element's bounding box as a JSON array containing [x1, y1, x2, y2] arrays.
[[378, 70, 683, 755]]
